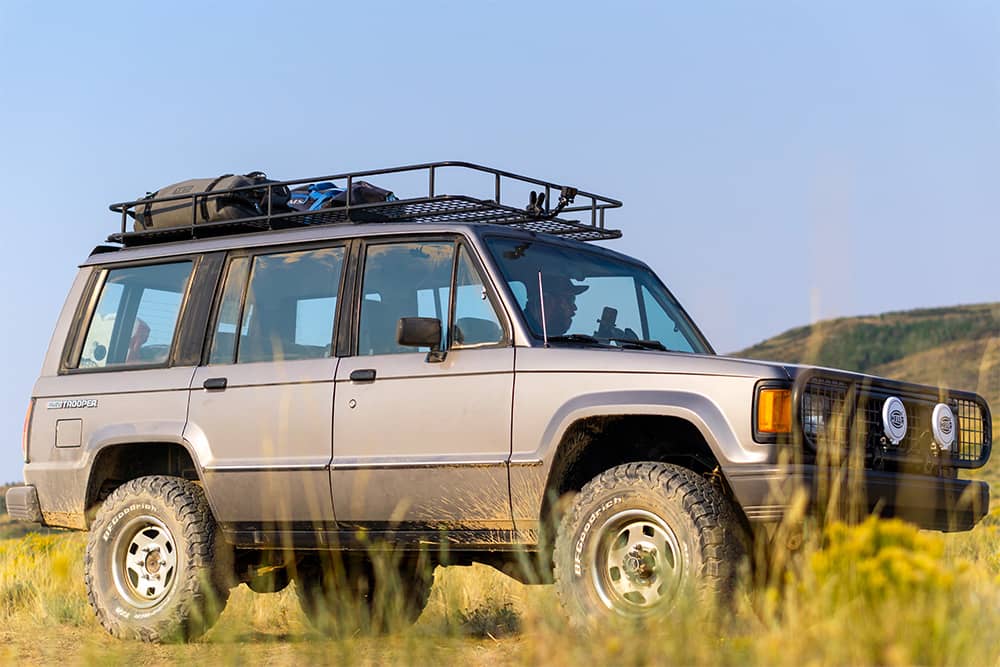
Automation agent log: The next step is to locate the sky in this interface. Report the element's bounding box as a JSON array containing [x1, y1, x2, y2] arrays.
[[1, 1, 998, 482]]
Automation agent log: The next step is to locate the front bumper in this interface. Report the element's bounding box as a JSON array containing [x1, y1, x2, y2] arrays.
[[728, 465, 989, 532], [5, 485, 43, 523]]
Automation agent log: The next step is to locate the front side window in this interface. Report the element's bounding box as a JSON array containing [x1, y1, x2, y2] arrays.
[[357, 241, 506, 356], [485, 237, 710, 354], [78, 262, 193, 368], [452, 246, 504, 349], [358, 241, 453, 355], [209, 247, 344, 364]]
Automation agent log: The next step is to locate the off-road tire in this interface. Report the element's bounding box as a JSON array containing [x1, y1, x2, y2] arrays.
[[294, 552, 433, 637], [85, 475, 231, 642], [553, 462, 747, 624]]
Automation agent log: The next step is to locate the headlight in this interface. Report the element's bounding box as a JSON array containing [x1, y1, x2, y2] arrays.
[[801, 393, 828, 438], [931, 403, 956, 451]]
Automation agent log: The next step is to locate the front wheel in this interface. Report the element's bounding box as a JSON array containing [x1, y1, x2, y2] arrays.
[[84, 476, 230, 642], [553, 462, 747, 624]]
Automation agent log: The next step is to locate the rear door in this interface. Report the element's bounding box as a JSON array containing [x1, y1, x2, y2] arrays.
[[331, 236, 515, 537], [185, 244, 346, 526]]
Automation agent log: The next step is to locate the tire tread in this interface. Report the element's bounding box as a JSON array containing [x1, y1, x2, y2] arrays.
[[84, 475, 230, 642], [553, 462, 747, 622]]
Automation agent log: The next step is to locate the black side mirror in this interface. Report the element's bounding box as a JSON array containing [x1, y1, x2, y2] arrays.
[[396, 317, 445, 362]]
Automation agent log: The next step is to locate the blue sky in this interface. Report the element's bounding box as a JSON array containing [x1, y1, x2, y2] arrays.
[[1, 1, 998, 482]]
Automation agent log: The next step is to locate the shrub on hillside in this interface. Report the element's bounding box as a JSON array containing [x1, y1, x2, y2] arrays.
[[749, 516, 1000, 665]]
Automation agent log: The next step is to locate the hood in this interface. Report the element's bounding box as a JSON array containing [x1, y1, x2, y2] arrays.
[[515, 346, 795, 380]]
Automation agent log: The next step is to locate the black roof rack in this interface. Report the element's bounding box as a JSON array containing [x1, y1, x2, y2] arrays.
[[108, 161, 623, 248]]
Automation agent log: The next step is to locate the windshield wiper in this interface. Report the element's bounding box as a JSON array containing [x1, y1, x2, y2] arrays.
[[603, 337, 668, 351], [546, 334, 667, 351], [546, 334, 611, 347]]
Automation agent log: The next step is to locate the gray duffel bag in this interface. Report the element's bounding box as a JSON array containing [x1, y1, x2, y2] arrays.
[[133, 172, 289, 231]]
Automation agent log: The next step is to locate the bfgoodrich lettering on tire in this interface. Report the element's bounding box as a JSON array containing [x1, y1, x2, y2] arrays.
[[84, 475, 230, 642], [553, 462, 747, 624]]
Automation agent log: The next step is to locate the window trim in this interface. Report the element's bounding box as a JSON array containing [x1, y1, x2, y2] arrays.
[[203, 255, 252, 366], [203, 241, 349, 366], [60, 257, 199, 374], [229, 257, 253, 364], [60, 267, 105, 372], [174, 253, 226, 366]]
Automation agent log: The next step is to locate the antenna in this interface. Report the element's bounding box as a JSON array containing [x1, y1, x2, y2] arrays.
[[538, 271, 549, 347]]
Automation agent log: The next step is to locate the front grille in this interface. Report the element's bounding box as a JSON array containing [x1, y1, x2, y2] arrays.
[[796, 371, 991, 469]]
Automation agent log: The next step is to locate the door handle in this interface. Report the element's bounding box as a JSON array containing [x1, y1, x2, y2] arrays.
[[203, 377, 228, 390], [349, 369, 377, 383]]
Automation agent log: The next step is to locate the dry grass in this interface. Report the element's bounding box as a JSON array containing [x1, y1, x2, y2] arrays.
[[3, 511, 1000, 666]]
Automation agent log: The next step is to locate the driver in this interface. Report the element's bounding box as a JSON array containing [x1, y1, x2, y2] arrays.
[[524, 275, 588, 337]]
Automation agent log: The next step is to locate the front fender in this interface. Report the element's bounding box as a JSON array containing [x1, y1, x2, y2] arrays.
[[507, 388, 770, 533], [515, 390, 769, 468]]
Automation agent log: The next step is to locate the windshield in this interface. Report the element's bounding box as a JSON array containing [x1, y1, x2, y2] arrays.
[[485, 237, 711, 354]]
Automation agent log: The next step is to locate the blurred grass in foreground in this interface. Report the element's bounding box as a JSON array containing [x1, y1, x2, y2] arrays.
[[3, 511, 1000, 666]]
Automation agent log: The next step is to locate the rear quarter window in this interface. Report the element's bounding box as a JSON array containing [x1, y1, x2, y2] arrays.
[[76, 262, 193, 368]]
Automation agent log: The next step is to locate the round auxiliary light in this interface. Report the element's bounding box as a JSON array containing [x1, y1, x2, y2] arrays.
[[931, 403, 956, 451], [881, 396, 908, 445]]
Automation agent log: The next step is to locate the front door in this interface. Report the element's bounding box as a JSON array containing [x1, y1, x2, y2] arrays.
[[185, 245, 346, 527], [332, 238, 515, 539]]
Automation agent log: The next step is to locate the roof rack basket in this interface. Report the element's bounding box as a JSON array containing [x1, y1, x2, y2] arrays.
[[108, 161, 623, 247]]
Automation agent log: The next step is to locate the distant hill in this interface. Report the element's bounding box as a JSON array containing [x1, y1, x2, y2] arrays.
[[735, 302, 999, 439]]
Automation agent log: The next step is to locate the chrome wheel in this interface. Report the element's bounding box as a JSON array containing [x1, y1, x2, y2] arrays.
[[111, 515, 178, 608], [592, 509, 682, 614]]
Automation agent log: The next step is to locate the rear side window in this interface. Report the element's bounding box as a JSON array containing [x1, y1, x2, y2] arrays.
[[209, 247, 344, 364], [78, 262, 193, 368]]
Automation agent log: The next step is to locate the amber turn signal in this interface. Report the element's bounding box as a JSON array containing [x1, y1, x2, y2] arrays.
[[757, 388, 792, 434]]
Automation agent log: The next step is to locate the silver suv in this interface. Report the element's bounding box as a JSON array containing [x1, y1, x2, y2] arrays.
[[6, 162, 993, 641]]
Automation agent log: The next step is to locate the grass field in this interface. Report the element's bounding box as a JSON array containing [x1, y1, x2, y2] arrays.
[[4, 506, 1000, 666], [3, 306, 995, 664]]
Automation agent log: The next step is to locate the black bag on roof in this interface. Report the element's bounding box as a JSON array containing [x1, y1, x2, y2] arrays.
[[132, 172, 290, 231]]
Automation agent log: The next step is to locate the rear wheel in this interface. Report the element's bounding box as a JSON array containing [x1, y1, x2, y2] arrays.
[[85, 476, 230, 642], [553, 462, 747, 624], [294, 552, 433, 637]]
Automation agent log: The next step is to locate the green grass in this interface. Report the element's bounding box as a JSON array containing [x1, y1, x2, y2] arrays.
[[3, 514, 1000, 666], [0, 495, 57, 540], [2, 304, 996, 663], [0, 513, 49, 541]]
